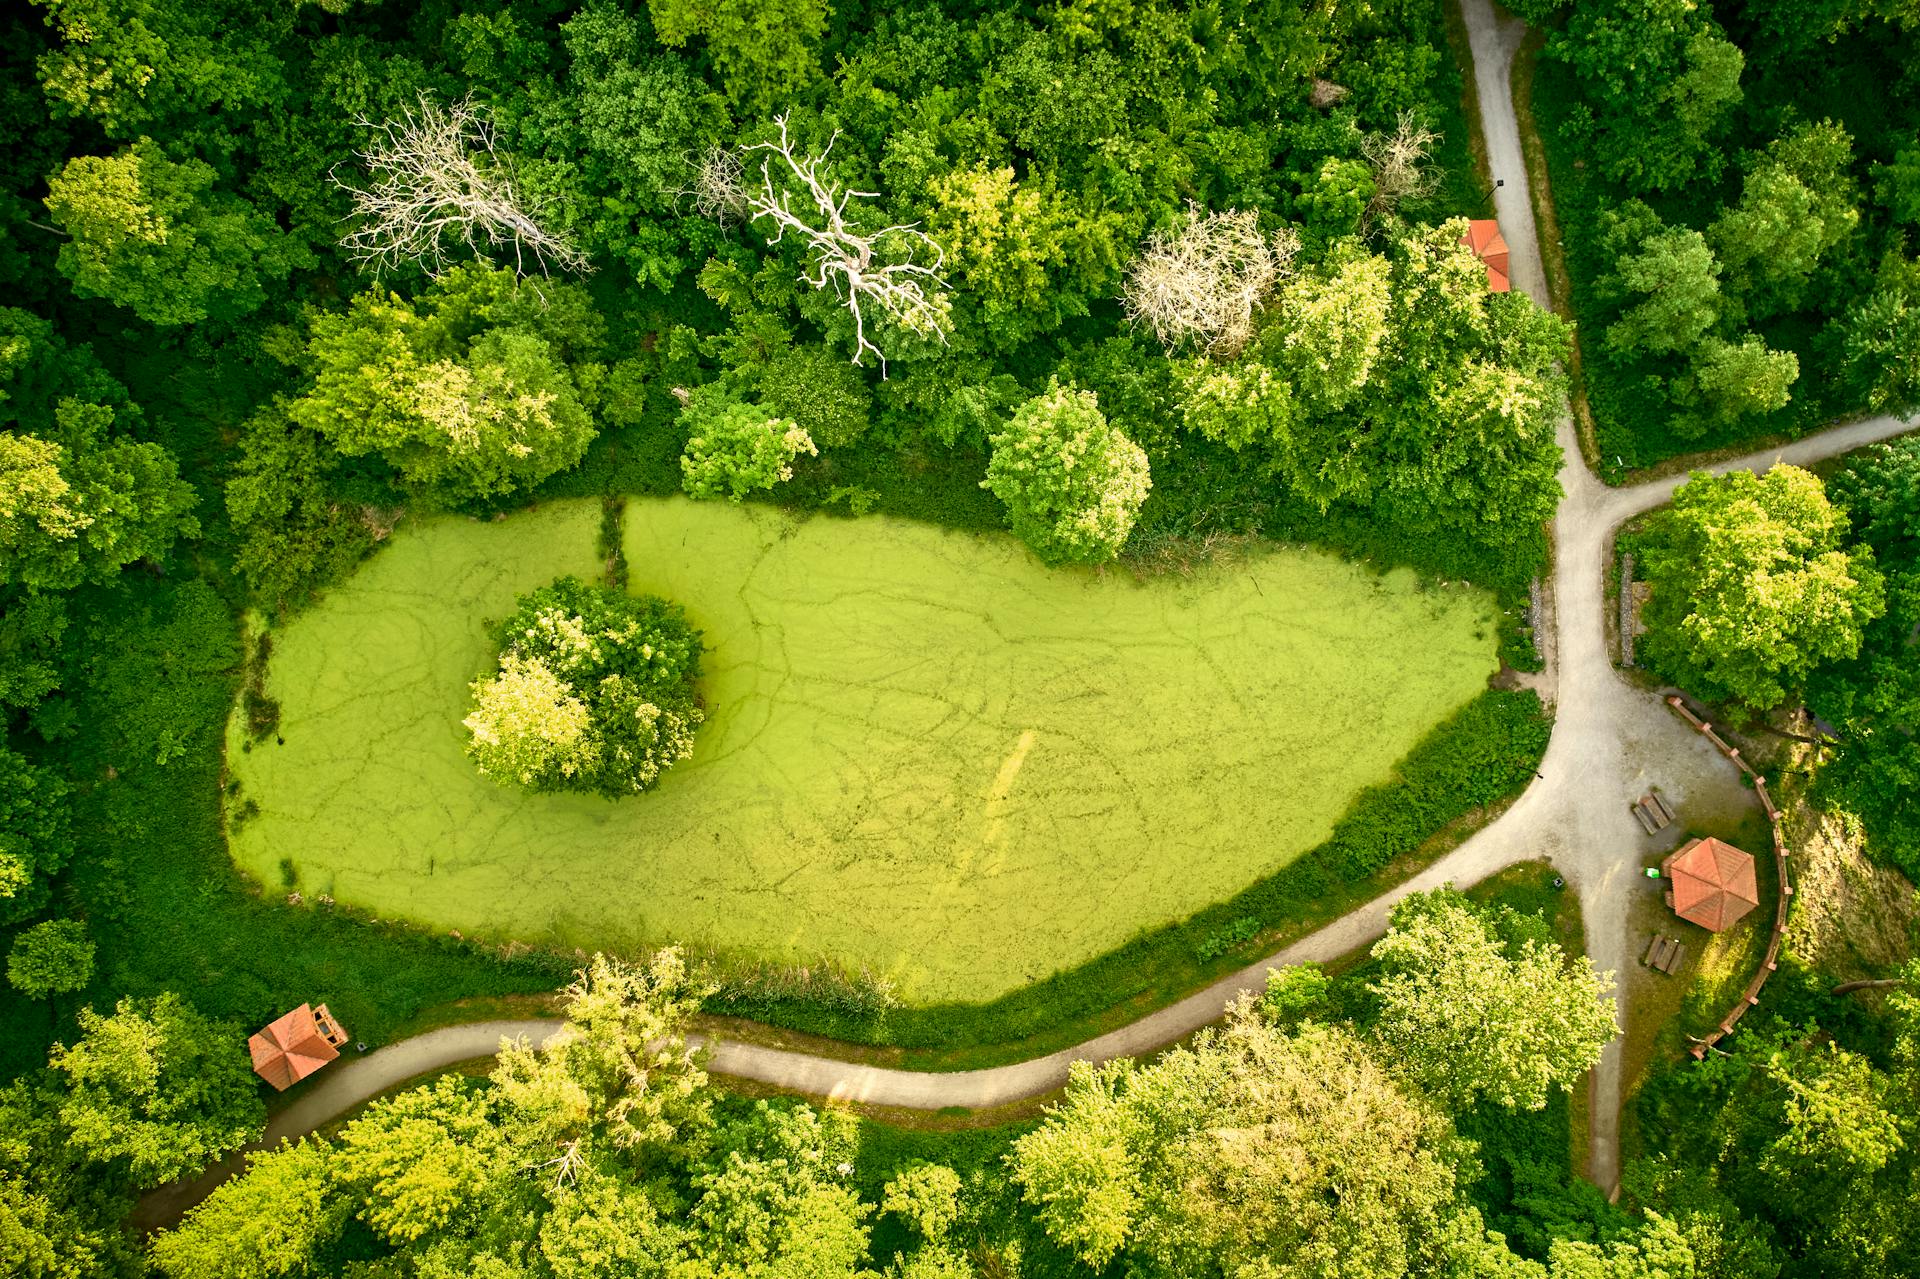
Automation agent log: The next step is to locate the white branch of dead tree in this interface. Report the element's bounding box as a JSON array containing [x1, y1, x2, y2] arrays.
[[737, 113, 949, 374], [334, 94, 587, 279], [526, 1137, 587, 1190]]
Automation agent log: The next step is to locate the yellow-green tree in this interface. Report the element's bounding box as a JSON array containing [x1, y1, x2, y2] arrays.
[[1641, 465, 1886, 709], [1369, 890, 1617, 1112], [1012, 1008, 1466, 1277], [48, 994, 264, 1188], [45, 141, 306, 326], [983, 381, 1150, 566]]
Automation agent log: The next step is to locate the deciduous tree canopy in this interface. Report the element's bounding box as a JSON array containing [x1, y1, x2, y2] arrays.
[[1639, 466, 1885, 710], [465, 578, 704, 798], [1369, 890, 1617, 1112]]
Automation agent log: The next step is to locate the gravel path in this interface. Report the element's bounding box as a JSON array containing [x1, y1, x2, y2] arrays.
[[136, 2, 1916, 1232], [1459, 0, 1914, 1191]]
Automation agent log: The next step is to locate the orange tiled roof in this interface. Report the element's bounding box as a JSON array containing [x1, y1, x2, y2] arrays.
[[248, 1003, 342, 1091], [1663, 837, 1760, 932], [1461, 218, 1511, 292]]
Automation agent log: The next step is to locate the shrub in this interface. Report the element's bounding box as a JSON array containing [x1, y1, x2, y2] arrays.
[[7, 919, 95, 999], [1317, 689, 1552, 880], [756, 344, 872, 449], [680, 393, 818, 501], [1195, 916, 1260, 962], [983, 381, 1151, 565], [465, 577, 704, 797]]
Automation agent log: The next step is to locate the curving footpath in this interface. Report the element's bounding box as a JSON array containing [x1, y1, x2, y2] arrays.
[[135, 0, 1917, 1232]]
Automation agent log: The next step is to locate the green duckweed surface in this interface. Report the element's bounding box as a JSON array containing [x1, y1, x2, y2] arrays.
[[229, 498, 1498, 1001]]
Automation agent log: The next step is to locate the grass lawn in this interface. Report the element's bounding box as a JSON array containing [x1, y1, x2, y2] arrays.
[[229, 497, 1498, 1003]]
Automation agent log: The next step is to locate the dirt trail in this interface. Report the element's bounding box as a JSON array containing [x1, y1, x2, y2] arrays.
[[136, 2, 1918, 1232]]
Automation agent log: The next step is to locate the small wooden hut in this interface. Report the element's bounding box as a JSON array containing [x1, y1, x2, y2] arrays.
[[249, 1003, 349, 1091]]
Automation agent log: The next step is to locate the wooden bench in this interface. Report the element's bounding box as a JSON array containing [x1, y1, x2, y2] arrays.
[[1660, 942, 1687, 975]]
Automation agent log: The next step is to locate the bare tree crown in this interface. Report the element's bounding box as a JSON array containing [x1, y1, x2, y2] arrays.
[[1122, 205, 1299, 358], [335, 94, 587, 279], [1361, 111, 1442, 226], [680, 144, 748, 226], [737, 113, 950, 374]]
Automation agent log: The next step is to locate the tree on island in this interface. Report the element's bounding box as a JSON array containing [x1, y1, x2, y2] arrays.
[[465, 577, 704, 797]]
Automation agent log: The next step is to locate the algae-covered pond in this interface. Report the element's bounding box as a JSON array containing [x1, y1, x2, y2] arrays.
[[228, 498, 1498, 1001]]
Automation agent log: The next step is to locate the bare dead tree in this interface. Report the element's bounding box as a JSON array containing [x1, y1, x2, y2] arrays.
[[739, 113, 949, 373], [676, 144, 748, 226], [1361, 111, 1442, 226], [335, 94, 587, 279], [1121, 205, 1299, 358]]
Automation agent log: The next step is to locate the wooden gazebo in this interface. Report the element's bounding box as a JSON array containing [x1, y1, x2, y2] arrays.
[[248, 1003, 349, 1091], [1662, 838, 1760, 932], [1461, 219, 1511, 293]]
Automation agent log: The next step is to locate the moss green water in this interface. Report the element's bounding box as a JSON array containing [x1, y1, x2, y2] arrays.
[[229, 497, 1498, 1002]]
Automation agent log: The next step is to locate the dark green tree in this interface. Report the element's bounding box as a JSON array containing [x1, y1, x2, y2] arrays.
[[1709, 123, 1859, 319], [647, 0, 828, 113], [0, 747, 73, 926], [30, 0, 290, 137], [1550, 0, 1744, 193], [524, 3, 730, 291], [1810, 438, 1920, 876], [45, 140, 307, 326]]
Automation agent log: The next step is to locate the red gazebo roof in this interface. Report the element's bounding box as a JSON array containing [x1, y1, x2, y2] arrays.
[[1461, 218, 1511, 292], [1662, 838, 1760, 932], [248, 1003, 344, 1091]]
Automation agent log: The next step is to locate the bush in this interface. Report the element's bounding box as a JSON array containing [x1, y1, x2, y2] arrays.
[[1196, 916, 1261, 962], [680, 393, 818, 501], [755, 344, 873, 449], [1316, 689, 1552, 880], [983, 381, 1151, 565], [7, 919, 95, 999], [465, 577, 704, 797]]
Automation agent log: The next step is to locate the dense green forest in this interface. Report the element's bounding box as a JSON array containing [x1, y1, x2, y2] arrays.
[[4, 0, 1919, 1276], [1524, 0, 1920, 469], [0, 0, 1559, 1077]]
